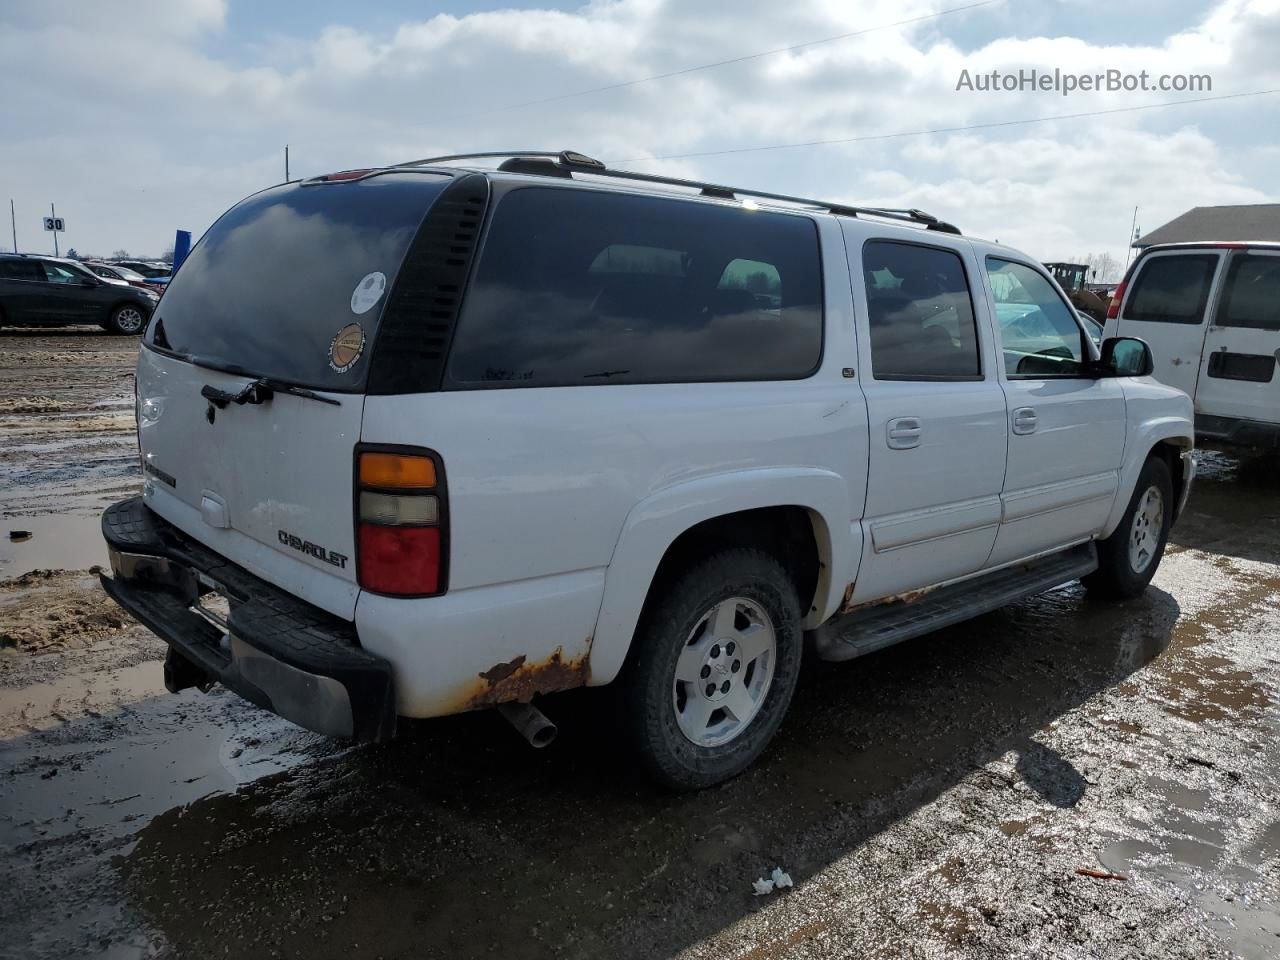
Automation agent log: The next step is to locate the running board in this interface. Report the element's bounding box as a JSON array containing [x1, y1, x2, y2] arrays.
[[811, 543, 1098, 662]]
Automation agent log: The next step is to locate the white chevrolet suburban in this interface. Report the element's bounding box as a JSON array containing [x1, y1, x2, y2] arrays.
[[100, 151, 1196, 789]]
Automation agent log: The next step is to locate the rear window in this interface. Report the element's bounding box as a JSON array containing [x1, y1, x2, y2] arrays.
[[1125, 254, 1218, 324], [445, 188, 823, 387], [0, 259, 44, 281], [146, 173, 451, 391], [1218, 253, 1280, 330]]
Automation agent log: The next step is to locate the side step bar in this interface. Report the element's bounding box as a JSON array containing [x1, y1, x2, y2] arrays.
[[811, 543, 1098, 662]]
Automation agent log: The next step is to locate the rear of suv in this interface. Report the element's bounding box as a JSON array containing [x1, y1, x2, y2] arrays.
[[0, 253, 157, 334], [100, 152, 1195, 789], [1106, 241, 1280, 450]]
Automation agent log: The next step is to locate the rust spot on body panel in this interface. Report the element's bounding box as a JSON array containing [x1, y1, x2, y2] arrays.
[[468, 646, 590, 708], [841, 583, 938, 615]]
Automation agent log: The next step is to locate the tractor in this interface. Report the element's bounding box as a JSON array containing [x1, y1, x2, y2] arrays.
[[1043, 262, 1111, 322]]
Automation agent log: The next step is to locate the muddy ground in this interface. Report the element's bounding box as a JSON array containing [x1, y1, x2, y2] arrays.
[[1, 327, 1278, 960]]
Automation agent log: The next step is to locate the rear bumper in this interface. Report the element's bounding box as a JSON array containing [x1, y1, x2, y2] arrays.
[[1195, 414, 1280, 451], [100, 497, 396, 742]]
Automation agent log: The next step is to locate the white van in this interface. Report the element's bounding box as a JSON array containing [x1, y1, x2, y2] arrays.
[[1107, 241, 1280, 449], [100, 151, 1195, 788]]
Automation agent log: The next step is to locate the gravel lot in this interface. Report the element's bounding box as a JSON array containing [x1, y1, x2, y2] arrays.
[[1, 327, 1277, 959]]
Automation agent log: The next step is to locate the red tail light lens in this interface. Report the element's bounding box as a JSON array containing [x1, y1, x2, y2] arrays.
[[356, 449, 447, 596], [358, 524, 440, 595], [1107, 278, 1127, 320]]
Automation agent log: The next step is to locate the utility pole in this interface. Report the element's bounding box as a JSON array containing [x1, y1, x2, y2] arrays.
[[1123, 205, 1139, 271], [50, 202, 58, 257], [9, 199, 16, 254], [285, 144, 290, 182]]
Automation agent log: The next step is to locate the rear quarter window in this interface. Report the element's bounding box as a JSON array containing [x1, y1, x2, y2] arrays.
[[1218, 253, 1280, 330], [1125, 254, 1218, 324], [445, 188, 823, 387]]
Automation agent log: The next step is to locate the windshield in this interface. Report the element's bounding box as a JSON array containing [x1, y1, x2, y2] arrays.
[[145, 172, 451, 391]]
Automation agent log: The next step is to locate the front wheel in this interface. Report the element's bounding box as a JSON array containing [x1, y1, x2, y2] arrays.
[[1084, 456, 1173, 599], [619, 548, 803, 790], [106, 303, 147, 335]]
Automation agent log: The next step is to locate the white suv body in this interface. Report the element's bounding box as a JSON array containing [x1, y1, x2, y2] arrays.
[[102, 153, 1195, 788]]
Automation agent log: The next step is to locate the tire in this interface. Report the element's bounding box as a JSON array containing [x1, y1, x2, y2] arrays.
[[105, 303, 147, 335], [619, 548, 803, 790], [1084, 456, 1173, 600]]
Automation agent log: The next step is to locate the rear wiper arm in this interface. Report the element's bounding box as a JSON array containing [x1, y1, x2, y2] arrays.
[[200, 377, 340, 409]]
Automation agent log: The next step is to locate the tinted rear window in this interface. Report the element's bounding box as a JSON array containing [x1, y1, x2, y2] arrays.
[[445, 187, 823, 387], [0, 259, 44, 281], [1125, 254, 1218, 324], [1218, 253, 1280, 330], [146, 173, 451, 391]]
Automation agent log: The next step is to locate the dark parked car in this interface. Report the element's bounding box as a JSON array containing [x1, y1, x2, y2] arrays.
[[83, 260, 155, 292], [0, 254, 159, 334], [113, 260, 171, 280]]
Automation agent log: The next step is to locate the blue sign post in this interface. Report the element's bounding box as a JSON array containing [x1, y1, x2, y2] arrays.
[[173, 229, 192, 272]]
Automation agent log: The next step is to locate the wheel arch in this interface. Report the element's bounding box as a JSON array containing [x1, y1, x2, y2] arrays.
[[588, 468, 853, 686], [1103, 419, 1193, 537]]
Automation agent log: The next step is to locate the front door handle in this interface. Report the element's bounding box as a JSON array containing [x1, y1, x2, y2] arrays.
[[887, 416, 922, 449], [1012, 407, 1038, 435]]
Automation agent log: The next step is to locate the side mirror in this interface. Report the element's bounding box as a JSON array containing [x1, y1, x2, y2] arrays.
[[1097, 336, 1154, 377]]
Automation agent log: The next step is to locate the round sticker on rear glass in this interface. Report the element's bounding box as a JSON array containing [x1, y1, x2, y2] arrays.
[[350, 271, 386, 315], [329, 322, 366, 373]]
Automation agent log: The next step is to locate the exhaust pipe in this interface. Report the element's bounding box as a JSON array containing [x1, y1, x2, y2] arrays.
[[497, 701, 557, 748]]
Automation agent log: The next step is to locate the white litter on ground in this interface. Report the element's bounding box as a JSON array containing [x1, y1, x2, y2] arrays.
[[752, 867, 794, 895]]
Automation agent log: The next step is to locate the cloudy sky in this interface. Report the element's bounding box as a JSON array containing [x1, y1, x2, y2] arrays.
[[3, 0, 1278, 275]]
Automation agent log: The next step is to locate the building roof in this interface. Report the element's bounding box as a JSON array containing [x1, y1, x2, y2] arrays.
[[1134, 203, 1280, 247]]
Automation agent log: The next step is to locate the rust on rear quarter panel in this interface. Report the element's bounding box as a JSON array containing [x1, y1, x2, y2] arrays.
[[467, 645, 590, 709]]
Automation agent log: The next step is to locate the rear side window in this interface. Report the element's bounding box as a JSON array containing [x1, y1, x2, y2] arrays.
[[1125, 254, 1217, 324], [1218, 254, 1280, 330], [146, 173, 451, 391], [986, 258, 1085, 378], [0, 259, 44, 281], [445, 188, 823, 387], [862, 240, 980, 380]]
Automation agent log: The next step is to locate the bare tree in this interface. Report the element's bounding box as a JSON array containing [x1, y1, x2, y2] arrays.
[[111, 248, 130, 259], [160, 246, 175, 264], [1075, 251, 1121, 284]]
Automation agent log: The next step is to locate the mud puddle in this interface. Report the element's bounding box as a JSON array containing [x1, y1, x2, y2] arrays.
[[1, 513, 111, 576]]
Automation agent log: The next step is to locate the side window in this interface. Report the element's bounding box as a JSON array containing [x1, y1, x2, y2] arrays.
[[861, 240, 981, 380], [1125, 254, 1217, 324], [986, 258, 1086, 378], [42, 262, 82, 284], [447, 188, 823, 386], [1218, 254, 1280, 331], [0, 259, 45, 281]]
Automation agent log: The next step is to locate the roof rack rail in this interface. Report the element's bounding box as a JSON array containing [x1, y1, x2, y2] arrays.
[[395, 150, 961, 235]]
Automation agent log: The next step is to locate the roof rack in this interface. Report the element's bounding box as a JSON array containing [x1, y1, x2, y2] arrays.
[[394, 150, 961, 235]]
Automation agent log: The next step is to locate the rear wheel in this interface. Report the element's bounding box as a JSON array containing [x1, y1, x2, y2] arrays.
[[619, 548, 802, 790], [106, 303, 147, 335], [1084, 456, 1173, 599]]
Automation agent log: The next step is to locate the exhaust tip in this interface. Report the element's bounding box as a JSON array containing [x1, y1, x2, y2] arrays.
[[496, 701, 557, 749]]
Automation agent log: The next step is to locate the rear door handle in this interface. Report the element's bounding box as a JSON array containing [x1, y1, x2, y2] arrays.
[[887, 416, 922, 449], [1012, 407, 1038, 435]]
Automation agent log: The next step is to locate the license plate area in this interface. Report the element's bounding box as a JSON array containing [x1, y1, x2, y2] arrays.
[[191, 571, 235, 633]]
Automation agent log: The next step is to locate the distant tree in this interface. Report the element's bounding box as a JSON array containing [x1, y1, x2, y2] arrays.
[[66, 247, 78, 259], [160, 246, 175, 264], [111, 248, 130, 259], [1076, 251, 1121, 284]]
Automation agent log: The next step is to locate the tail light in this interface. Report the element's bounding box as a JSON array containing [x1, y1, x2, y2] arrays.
[[1106, 276, 1129, 320], [356, 448, 447, 596]]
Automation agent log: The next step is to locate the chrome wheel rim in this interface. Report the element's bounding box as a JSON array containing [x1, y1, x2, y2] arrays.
[[672, 596, 776, 748], [116, 306, 144, 333], [1129, 485, 1164, 573]]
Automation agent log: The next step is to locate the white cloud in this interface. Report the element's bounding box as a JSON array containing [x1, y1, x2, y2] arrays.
[[2, 0, 1276, 263]]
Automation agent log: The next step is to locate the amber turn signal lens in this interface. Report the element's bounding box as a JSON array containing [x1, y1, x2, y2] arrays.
[[359, 452, 436, 489]]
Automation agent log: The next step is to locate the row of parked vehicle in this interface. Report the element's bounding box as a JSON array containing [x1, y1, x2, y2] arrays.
[[0, 253, 168, 334]]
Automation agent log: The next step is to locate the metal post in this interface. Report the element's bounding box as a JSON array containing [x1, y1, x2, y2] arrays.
[[9, 199, 16, 254], [1123, 205, 1138, 271], [285, 144, 290, 182], [50, 202, 58, 257]]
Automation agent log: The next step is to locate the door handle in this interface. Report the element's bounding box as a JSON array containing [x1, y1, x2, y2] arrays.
[[1012, 407, 1038, 435], [887, 416, 922, 449]]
